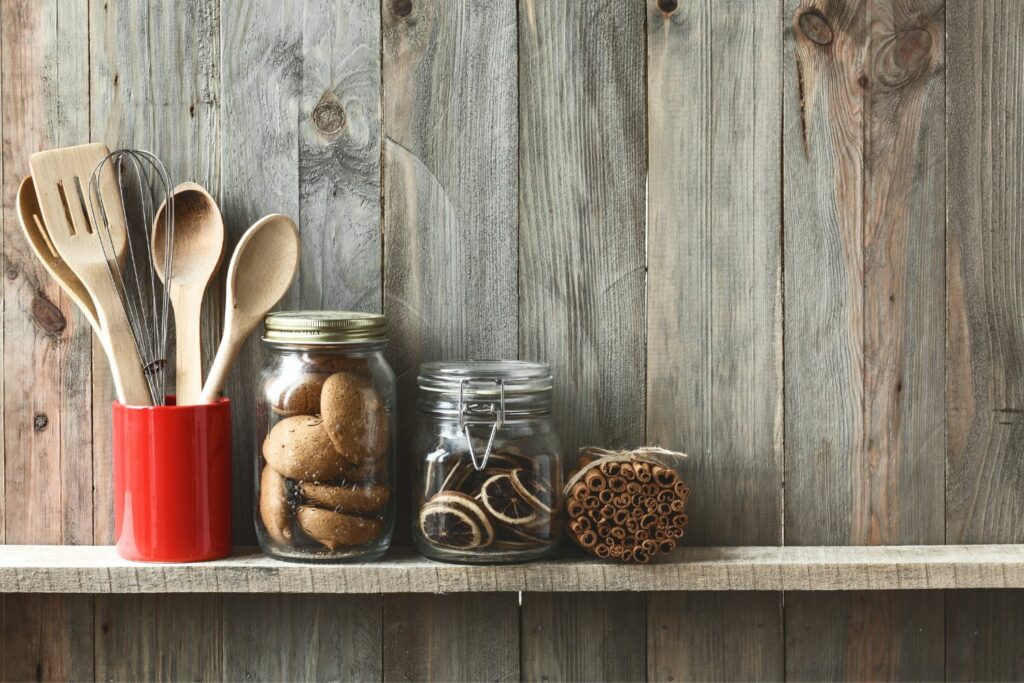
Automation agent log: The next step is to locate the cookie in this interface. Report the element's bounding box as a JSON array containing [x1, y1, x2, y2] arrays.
[[300, 481, 390, 514], [296, 506, 383, 549], [262, 415, 349, 480], [320, 371, 389, 462], [264, 371, 329, 416], [259, 465, 292, 545]]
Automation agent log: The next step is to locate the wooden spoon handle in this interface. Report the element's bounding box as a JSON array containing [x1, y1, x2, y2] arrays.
[[200, 324, 251, 404], [172, 289, 205, 406]]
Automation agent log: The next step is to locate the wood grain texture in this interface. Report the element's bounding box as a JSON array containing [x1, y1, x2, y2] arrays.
[[946, 0, 1024, 547], [5, 544, 1024, 594], [784, 0, 945, 544], [647, 0, 783, 548], [0, 2, 97, 679], [223, 594, 381, 681], [221, 0, 301, 544], [382, 0, 518, 546], [785, 591, 943, 682], [94, 594, 222, 682], [517, 3, 646, 677], [2, 594, 93, 682], [521, 592, 645, 682], [1, 0, 93, 547], [647, 592, 783, 682], [383, 593, 518, 682], [645, 1, 785, 680], [946, 590, 1024, 682], [945, 2, 1024, 679], [519, 0, 645, 455], [784, 0, 947, 679], [299, 0, 381, 312], [783, 0, 867, 548]]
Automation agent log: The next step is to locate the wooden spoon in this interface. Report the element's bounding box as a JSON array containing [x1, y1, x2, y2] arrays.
[[16, 176, 108, 353], [152, 182, 225, 405], [200, 214, 299, 404]]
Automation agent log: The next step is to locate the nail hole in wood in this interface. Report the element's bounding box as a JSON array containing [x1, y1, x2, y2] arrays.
[[657, 0, 679, 15], [798, 10, 833, 46], [393, 0, 412, 18]]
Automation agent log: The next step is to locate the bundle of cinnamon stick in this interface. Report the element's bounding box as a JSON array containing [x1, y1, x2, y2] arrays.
[[565, 447, 690, 563]]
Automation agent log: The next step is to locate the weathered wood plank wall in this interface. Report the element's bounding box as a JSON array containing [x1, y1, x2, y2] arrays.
[[1, 0, 1022, 681]]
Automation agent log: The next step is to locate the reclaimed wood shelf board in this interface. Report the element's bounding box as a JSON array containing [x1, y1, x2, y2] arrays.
[[1, 544, 1021, 594]]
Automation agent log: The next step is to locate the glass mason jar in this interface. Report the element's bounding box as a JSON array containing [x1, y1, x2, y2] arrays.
[[255, 311, 395, 562], [413, 361, 563, 563]]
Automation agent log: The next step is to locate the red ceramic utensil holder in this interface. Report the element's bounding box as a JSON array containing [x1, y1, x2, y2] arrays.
[[113, 398, 232, 562]]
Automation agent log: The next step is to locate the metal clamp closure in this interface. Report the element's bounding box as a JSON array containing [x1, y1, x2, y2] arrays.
[[458, 378, 505, 470]]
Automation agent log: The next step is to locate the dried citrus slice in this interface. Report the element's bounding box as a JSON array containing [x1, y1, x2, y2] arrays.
[[419, 503, 483, 549], [509, 468, 555, 514], [479, 473, 538, 526], [428, 491, 494, 546]]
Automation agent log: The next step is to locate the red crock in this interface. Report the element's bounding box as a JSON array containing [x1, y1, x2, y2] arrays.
[[112, 398, 232, 562]]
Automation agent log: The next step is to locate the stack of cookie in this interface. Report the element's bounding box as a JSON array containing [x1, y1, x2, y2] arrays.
[[259, 362, 391, 554]]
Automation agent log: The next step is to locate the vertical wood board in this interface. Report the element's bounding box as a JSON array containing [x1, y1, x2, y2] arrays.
[[517, 2, 648, 679], [382, 0, 518, 544], [298, 0, 382, 312], [785, 591, 943, 682], [382, 593, 518, 682], [223, 594, 381, 681], [945, 1, 1024, 679], [647, 592, 783, 682], [645, 1, 785, 680], [521, 592, 646, 682]]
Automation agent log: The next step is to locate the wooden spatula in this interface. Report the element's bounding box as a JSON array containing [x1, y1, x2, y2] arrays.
[[16, 175, 107, 351], [29, 143, 153, 406]]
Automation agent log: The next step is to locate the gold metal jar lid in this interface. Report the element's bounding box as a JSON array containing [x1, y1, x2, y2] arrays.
[[262, 311, 386, 345]]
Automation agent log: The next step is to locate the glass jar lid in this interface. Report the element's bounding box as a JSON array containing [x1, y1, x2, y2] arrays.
[[263, 311, 386, 345], [418, 360, 554, 469], [417, 360, 553, 419]]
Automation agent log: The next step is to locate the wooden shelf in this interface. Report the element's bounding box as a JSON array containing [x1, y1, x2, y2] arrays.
[[1, 544, 1021, 594]]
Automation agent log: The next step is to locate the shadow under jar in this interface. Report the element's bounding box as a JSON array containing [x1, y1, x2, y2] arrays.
[[413, 361, 563, 563], [256, 311, 395, 562]]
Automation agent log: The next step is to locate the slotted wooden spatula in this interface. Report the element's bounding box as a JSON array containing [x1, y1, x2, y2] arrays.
[[29, 143, 153, 406]]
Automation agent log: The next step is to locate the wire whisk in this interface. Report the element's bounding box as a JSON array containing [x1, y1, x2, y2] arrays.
[[88, 149, 174, 406]]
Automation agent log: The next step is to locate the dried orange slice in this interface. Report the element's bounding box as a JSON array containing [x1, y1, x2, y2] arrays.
[[479, 473, 538, 526], [428, 491, 494, 546], [419, 503, 483, 549], [509, 468, 555, 514]]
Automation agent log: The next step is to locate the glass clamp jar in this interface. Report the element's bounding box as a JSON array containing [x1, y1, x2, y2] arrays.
[[255, 311, 395, 562], [413, 361, 563, 563]]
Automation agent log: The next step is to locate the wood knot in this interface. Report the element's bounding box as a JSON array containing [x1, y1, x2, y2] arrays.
[[312, 99, 345, 136], [33, 413, 48, 432], [657, 0, 679, 15], [894, 28, 932, 73], [873, 26, 934, 88], [31, 293, 66, 337], [798, 10, 833, 46], [392, 0, 412, 18]]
